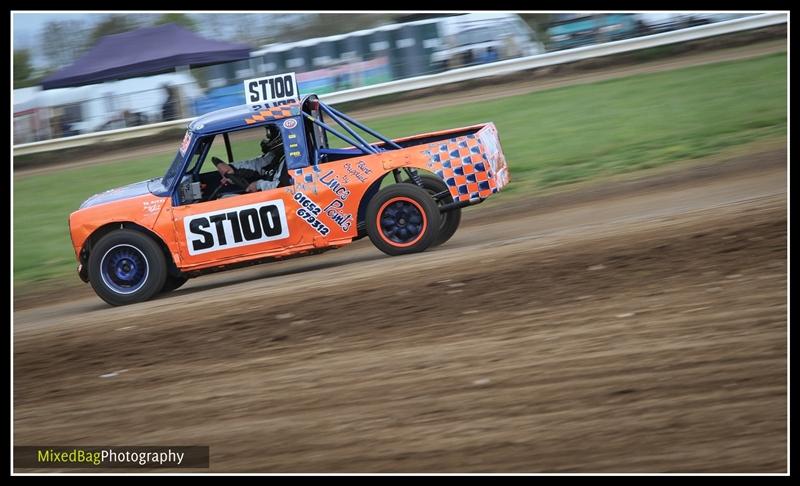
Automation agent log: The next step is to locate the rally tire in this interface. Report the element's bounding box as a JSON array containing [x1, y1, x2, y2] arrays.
[[405, 175, 461, 247], [161, 275, 189, 294], [366, 184, 441, 256], [88, 229, 167, 306]]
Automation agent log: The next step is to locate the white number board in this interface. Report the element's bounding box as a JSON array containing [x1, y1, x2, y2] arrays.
[[243, 72, 299, 104]]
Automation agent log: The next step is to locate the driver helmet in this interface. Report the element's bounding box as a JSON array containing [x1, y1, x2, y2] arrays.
[[260, 125, 282, 154]]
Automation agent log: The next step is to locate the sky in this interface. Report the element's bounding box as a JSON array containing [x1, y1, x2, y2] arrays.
[[11, 12, 313, 69], [12, 13, 96, 48]]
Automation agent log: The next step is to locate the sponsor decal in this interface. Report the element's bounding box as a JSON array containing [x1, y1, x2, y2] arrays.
[[244, 72, 299, 104], [248, 102, 296, 112], [478, 129, 502, 174], [319, 169, 354, 231], [179, 131, 192, 155], [323, 200, 352, 232], [479, 128, 500, 160], [357, 161, 373, 175], [184, 200, 289, 256], [342, 161, 372, 183], [283, 118, 298, 129], [143, 200, 164, 214], [496, 167, 509, 189], [319, 170, 351, 200], [292, 192, 330, 236]]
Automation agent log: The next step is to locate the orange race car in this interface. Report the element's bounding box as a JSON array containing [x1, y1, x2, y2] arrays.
[[69, 94, 510, 305]]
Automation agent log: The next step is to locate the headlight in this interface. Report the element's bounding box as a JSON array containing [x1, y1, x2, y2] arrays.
[[550, 34, 569, 42]]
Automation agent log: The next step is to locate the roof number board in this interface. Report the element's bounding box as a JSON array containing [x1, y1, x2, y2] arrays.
[[244, 72, 299, 105]]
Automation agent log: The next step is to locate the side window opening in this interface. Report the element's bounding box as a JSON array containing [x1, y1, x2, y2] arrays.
[[179, 123, 290, 205]]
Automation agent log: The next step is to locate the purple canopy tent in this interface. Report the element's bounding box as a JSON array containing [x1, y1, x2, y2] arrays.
[[41, 23, 252, 89]]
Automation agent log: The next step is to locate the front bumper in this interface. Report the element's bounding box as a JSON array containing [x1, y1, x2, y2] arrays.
[[77, 263, 89, 283]]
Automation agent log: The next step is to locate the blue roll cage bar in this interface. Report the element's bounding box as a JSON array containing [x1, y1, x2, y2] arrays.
[[302, 98, 421, 185]]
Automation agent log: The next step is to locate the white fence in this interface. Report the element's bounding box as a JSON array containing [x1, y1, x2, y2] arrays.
[[13, 12, 787, 157]]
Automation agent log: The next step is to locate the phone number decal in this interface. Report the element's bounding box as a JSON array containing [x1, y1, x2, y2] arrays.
[[293, 191, 330, 236]]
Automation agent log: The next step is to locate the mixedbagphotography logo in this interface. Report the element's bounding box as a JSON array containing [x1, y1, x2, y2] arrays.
[[14, 446, 210, 469]]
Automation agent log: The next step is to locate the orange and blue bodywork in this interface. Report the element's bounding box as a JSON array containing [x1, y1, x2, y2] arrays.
[[68, 94, 509, 303]]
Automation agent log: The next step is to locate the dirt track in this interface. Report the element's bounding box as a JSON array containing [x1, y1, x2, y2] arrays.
[[13, 149, 787, 472]]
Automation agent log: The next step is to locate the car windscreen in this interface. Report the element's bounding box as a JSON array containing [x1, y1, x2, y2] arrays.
[[161, 130, 194, 190], [161, 150, 185, 193]]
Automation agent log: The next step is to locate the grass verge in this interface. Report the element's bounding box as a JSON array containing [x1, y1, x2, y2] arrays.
[[13, 53, 787, 287]]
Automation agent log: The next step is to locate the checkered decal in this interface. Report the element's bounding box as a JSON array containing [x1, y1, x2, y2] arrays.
[[422, 134, 499, 203], [244, 104, 301, 125], [291, 166, 322, 194]]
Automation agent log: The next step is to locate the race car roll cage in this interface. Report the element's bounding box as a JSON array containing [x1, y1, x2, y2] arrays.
[[300, 95, 427, 189], [205, 95, 461, 212]]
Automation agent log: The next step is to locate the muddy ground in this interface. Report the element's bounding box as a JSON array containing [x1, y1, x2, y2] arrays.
[[13, 148, 787, 472]]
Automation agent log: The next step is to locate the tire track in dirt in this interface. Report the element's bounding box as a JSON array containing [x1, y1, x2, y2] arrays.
[[13, 148, 787, 472]]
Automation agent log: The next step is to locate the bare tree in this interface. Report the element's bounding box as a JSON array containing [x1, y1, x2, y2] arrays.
[[154, 13, 197, 31], [197, 13, 227, 39], [87, 15, 138, 45], [40, 20, 90, 69], [14, 49, 33, 88]]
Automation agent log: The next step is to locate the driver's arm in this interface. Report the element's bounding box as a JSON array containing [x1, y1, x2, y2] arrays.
[[253, 179, 280, 192], [232, 153, 274, 172], [252, 156, 285, 192]]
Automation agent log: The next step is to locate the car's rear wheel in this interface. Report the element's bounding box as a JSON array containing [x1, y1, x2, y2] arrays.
[[88, 229, 167, 306], [366, 184, 441, 256], [405, 175, 461, 247]]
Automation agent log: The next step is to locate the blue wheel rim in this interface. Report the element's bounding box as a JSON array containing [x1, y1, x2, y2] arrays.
[[100, 244, 149, 295], [380, 200, 424, 245]]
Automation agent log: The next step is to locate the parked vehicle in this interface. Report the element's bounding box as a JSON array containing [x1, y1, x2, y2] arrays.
[[431, 13, 544, 70], [633, 13, 755, 36], [546, 14, 640, 51], [13, 73, 202, 141]]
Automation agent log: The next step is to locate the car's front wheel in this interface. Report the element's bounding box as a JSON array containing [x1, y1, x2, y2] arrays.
[[88, 229, 167, 306]]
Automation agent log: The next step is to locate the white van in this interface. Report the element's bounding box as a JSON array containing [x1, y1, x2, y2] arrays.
[[430, 13, 544, 70], [13, 73, 203, 142]]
